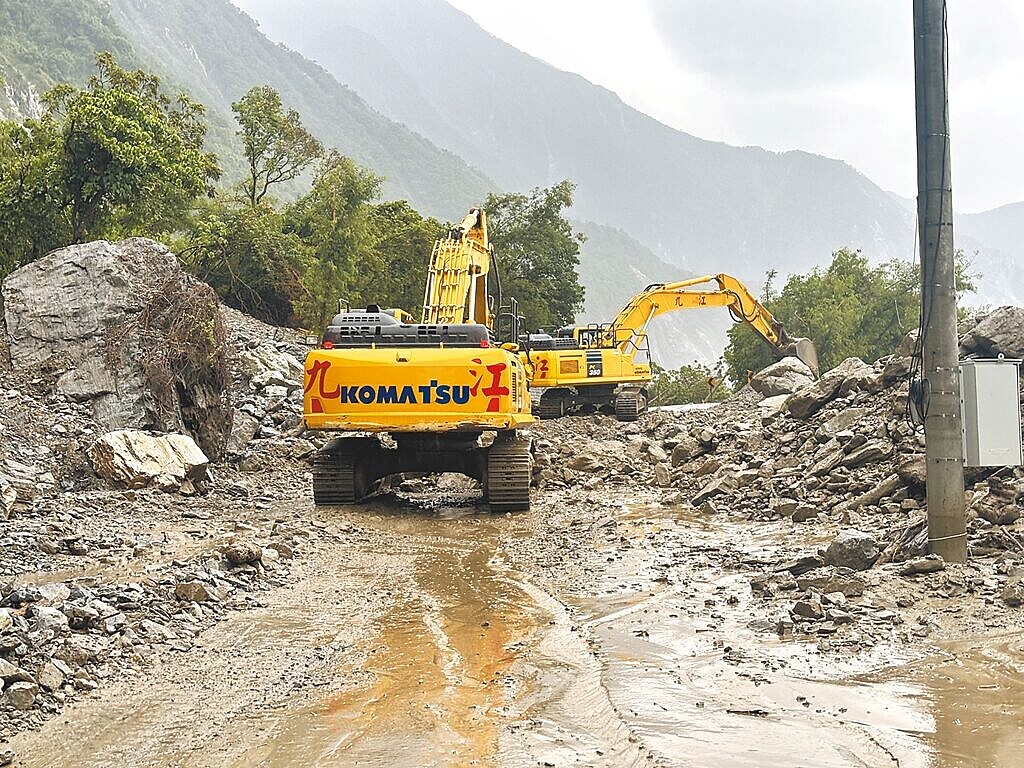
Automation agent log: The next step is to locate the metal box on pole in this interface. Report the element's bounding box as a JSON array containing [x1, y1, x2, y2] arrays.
[[960, 359, 1023, 467]]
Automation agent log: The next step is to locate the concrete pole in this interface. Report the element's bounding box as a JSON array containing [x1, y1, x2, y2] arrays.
[[913, 0, 967, 561]]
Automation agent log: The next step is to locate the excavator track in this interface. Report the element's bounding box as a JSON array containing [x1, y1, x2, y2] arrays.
[[535, 389, 568, 420], [312, 441, 359, 505], [486, 436, 532, 513], [614, 389, 645, 422]]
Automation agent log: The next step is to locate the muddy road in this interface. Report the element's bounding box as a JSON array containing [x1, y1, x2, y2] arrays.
[[8, 480, 1022, 768]]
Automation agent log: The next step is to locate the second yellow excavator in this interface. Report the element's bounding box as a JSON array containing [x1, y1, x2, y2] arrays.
[[523, 273, 818, 421]]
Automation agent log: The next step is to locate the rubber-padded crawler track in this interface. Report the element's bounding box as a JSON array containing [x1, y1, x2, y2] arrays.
[[486, 437, 532, 513], [312, 447, 357, 505]]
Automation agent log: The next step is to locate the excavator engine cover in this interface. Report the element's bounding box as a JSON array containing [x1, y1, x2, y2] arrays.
[[324, 309, 491, 349]]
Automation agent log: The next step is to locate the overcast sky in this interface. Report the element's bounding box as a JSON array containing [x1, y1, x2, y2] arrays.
[[444, 0, 1024, 213]]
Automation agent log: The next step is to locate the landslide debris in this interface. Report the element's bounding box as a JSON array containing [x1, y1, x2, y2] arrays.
[[2, 239, 231, 459], [528, 312, 1024, 654], [0, 241, 319, 748]]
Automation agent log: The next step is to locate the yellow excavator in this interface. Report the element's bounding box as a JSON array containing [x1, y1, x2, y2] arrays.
[[523, 273, 819, 421], [303, 208, 534, 512]]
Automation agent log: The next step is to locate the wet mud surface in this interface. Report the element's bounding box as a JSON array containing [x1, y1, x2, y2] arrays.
[[7, 487, 1024, 767]]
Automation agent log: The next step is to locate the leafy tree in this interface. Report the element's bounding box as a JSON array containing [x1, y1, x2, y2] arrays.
[[723, 248, 976, 383], [0, 52, 218, 270], [233, 85, 323, 208], [483, 181, 585, 331], [648, 361, 731, 406], [177, 197, 307, 326], [362, 200, 445, 316], [284, 151, 381, 328]]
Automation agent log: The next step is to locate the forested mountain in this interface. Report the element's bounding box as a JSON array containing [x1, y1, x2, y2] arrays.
[[0, 0, 492, 219], [237, 0, 918, 280]]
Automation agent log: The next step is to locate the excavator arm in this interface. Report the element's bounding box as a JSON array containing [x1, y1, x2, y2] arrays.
[[604, 273, 819, 375], [421, 208, 493, 327]]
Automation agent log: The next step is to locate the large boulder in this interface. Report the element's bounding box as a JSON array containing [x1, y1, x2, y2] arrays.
[[785, 357, 873, 419], [2, 239, 231, 457], [88, 430, 209, 491], [961, 306, 1024, 359], [824, 530, 880, 571], [750, 357, 815, 397]]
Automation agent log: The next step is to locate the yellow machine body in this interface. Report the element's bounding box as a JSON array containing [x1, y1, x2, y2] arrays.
[[302, 207, 534, 512], [524, 273, 818, 420], [304, 345, 532, 433]]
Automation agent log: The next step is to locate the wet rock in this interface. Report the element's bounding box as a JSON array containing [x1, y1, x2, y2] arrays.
[[750, 357, 815, 397], [785, 357, 872, 419], [900, 555, 945, 576], [4, 681, 37, 710], [791, 505, 819, 523], [31, 605, 70, 635], [692, 475, 737, 505], [824, 530, 879, 571], [36, 661, 65, 692], [962, 306, 1024, 359], [89, 430, 209, 491], [0, 658, 21, 681], [777, 555, 825, 576], [237, 346, 303, 391], [791, 598, 825, 620], [896, 455, 927, 488], [842, 441, 892, 469], [670, 436, 706, 467], [175, 581, 213, 603], [0, 476, 16, 519], [223, 539, 263, 565], [1000, 582, 1024, 607], [56, 634, 110, 667], [225, 410, 261, 455], [653, 463, 672, 487], [969, 477, 1021, 526]]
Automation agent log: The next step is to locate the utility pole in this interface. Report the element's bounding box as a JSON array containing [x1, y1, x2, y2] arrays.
[[913, 0, 967, 561]]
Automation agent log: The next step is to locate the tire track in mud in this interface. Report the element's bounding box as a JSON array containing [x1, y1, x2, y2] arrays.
[[7, 497, 646, 767]]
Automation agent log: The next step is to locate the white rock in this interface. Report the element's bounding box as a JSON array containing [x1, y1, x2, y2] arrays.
[[88, 430, 209, 491]]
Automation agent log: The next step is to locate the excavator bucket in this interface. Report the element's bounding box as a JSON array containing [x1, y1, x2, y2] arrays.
[[780, 337, 820, 378]]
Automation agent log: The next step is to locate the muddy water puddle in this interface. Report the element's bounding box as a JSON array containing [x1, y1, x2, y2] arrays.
[[233, 497, 549, 767], [569, 501, 1024, 767]]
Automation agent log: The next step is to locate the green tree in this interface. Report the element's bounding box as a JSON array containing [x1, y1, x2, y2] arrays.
[[0, 52, 218, 270], [648, 361, 731, 406], [363, 200, 445, 315], [483, 181, 585, 331], [177, 197, 307, 326], [233, 85, 323, 208], [723, 248, 976, 383], [284, 150, 382, 329]]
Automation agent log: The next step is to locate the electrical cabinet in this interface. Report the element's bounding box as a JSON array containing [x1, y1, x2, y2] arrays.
[[960, 359, 1023, 467]]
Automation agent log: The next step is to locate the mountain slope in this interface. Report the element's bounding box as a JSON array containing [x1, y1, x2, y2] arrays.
[[237, 0, 917, 280], [957, 203, 1024, 307], [0, 0, 494, 219], [575, 222, 731, 367]]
